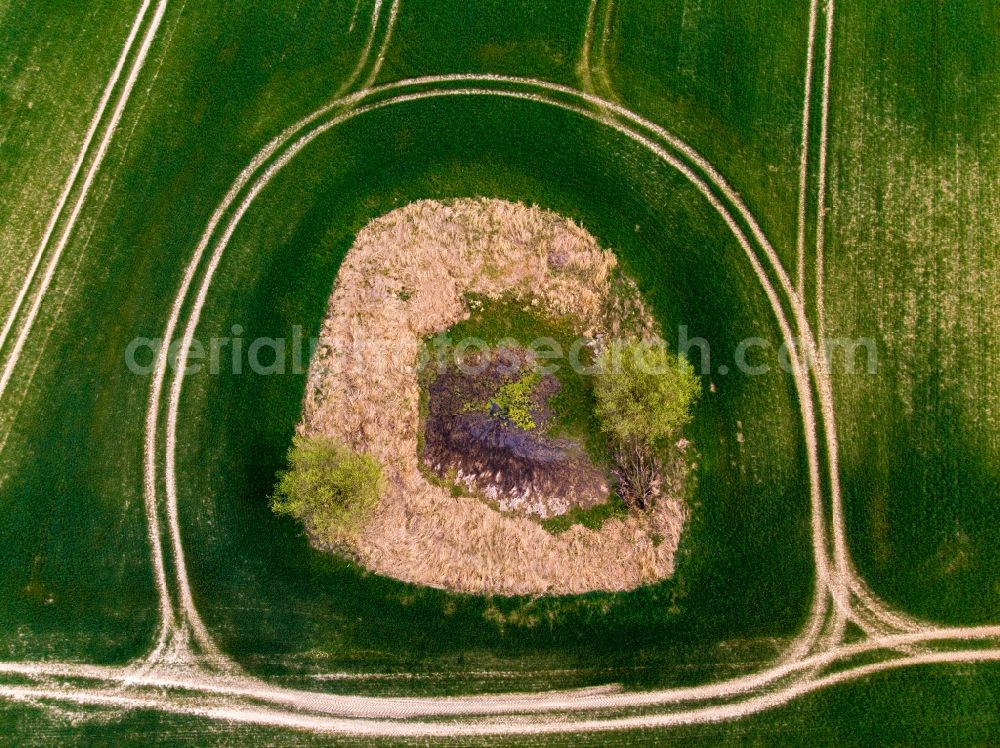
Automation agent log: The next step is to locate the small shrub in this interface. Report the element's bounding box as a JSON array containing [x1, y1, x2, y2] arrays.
[[271, 435, 383, 544], [488, 369, 540, 430]]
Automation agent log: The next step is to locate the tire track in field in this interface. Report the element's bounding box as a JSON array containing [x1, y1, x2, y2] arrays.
[[1, 624, 998, 721], [594, 0, 619, 99], [0, 0, 174, 668], [792, 0, 916, 644], [795, 0, 820, 297], [815, 0, 833, 348], [335, 0, 399, 98], [142, 0, 400, 668], [0, 0, 187, 476], [152, 76, 833, 686], [348, 0, 363, 33], [576, 0, 619, 102], [361, 0, 399, 90], [801, 0, 928, 641], [335, 0, 382, 96], [0, 0, 169, 404], [0, 0, 154, 358], [1, 630, 999, 735], [795, 0, 854, 646]]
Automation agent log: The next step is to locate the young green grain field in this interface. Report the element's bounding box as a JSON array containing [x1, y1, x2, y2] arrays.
[[0, 0, 997, 743]]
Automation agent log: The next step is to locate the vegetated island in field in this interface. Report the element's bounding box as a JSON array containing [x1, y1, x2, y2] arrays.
[[276, 198, 700, 595]]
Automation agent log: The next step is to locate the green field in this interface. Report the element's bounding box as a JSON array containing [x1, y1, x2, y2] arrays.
[[0, 0, 997, 742]]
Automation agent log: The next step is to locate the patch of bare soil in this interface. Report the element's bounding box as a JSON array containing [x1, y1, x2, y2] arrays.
[[422, 347, 609, 519], [300, 198, 687, 595]]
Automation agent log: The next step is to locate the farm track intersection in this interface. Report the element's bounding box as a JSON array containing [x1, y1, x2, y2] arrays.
[[0, 0, 997, 738]]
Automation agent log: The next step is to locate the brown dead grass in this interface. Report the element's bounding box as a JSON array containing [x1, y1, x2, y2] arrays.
[[299, 198, 686, 595]]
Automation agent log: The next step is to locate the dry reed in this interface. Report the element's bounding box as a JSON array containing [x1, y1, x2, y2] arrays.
[[299, 198, 686, 595]]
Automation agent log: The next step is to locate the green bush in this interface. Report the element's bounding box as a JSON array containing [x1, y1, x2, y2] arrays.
[[594, 339, 701, 447], [271, 435, 383, 543], [594, 340, 700, 509]]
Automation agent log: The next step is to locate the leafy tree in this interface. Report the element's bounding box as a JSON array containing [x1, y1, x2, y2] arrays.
[[595, 339, 700, 445], [271, 435, 383, 543], [594, 339, 700, 508]]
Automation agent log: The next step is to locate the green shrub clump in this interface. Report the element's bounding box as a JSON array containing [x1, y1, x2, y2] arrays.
[[594, 339, 700, 508], [271, 435, 384, 543], [595, 340, 700, 445]]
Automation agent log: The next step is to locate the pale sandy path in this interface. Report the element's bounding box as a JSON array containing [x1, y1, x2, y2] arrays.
[[0, 625, 998, 723]]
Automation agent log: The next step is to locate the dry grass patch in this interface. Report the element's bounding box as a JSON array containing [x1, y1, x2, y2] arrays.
[[298, 198, 687, 595]]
